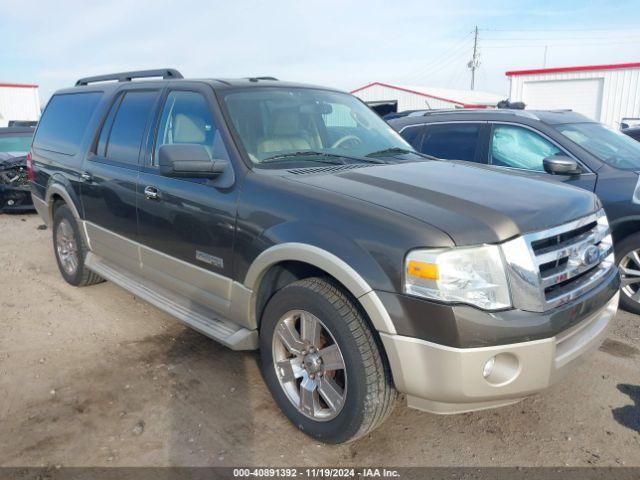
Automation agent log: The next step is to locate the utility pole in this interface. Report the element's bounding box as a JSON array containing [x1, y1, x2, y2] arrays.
[[468, 26, 480, 90]]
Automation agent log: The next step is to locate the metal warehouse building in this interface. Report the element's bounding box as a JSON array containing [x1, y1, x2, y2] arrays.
[[0, 83, 41, 127], [507, 62, 640, 128], [351, 82, 505, 111]]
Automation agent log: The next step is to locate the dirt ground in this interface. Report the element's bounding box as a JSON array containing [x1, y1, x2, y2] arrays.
[[1, 213, 639, 467]]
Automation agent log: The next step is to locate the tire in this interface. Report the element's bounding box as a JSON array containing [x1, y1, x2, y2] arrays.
[[616, 232, 640, 315], [260, 277, 396, 443], [52, 204, 104, 287]]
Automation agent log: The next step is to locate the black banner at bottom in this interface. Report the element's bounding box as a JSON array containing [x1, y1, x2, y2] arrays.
[[0, 467, 639, 480]]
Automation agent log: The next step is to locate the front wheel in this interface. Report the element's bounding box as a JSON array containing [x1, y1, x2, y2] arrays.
[[260, 277, 396, 444], [616, 232, 640, 315]]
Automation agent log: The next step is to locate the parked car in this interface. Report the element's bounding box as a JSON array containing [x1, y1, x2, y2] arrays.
[[0, 127, 35, 212], [389, 109, 640, 314], [7, 120, 38, 128], [622, 126, 640, 143], [30, 69, 618, 443]]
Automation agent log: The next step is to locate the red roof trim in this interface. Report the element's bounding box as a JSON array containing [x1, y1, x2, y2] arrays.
[[350, 81, 492, 108], [506, 62, 640, 77], [0, 82, 39, 89]]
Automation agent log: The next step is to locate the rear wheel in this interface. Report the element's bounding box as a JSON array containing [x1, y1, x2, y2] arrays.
[[260, 277, 396, 443], [616, 232, 640, 315], [52, 204, 103, 287]]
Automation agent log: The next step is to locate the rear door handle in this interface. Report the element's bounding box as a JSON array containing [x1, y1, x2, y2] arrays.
[[144, 185, 160, 200], [80, 171, 93, 182]]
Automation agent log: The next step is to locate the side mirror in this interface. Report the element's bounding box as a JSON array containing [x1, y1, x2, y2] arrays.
[[158, 144, 227, 178], [543, 155, 581, 175]]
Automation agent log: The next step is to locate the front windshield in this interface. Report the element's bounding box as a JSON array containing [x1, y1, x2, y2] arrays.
[[221, 87, 415, 166], [0, 134, 32, 153], [556, 122, 640, 170]]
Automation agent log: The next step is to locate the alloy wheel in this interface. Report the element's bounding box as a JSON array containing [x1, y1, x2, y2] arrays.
[[619, 249, 640, 304], [272, 309, 347, 421], [56, 218, 79, 275]]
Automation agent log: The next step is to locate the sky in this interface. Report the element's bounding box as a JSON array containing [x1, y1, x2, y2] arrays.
[[2, 0, 640, 103]]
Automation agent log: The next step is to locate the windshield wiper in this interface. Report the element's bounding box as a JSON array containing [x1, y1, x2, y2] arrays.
[[366, 147, 435, 160], [261, 150, 385, 165], [261, 151, 347, 165]]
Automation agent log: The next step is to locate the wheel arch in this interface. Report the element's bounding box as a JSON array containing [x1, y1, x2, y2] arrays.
[[243, 243, 397, 335], [43, 180, 90, 248], [44, 179, 82, 222], [610, 216, 640, 254]]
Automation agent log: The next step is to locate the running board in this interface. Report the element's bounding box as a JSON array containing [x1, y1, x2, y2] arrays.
[[85, 253, 258, 350]]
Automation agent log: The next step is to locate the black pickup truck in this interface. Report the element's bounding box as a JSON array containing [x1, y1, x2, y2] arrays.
[[30, 69, 619, 443]]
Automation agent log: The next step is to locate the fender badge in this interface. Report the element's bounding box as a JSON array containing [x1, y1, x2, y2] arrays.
[[195, 250, 224, 269]]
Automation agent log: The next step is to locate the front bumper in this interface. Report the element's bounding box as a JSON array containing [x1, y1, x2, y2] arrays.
[[0, 185, 34, 213], [380, 289, 619, 414]]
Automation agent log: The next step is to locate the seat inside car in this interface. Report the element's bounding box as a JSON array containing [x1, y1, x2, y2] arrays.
[[171, 113, 227, 159], [257, 110, 317, 155]]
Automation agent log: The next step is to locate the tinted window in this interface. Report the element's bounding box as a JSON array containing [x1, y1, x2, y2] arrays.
[[398, 126, 422, 149], [419, 123, 481, 162], [557, 122, 640, 170], [96, 95, 123, 157], [154, 91, 228, 165], [33, 92, 102, 155], [490, 125, 561, 172], [104, 91, 158, 165], [0, 134, 32, 153]]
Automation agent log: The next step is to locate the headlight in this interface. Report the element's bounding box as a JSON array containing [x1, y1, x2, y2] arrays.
[[404, 245, 511, 310]]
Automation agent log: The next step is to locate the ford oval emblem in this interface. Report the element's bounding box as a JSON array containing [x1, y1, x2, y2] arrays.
[[581, 245, 600, 266]]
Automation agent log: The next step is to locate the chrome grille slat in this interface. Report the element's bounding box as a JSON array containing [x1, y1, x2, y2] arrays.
[[545, 262, 612, 303], [541, 261, 597, 289], [533, 227, 608, 265], [501, 209, 615, 312]]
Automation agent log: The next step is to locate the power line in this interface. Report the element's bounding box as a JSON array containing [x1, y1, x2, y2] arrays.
[[483, 39, 640, 48], [401, 35, 473, 83], [401, 35, 472, 80], [482, 34, 640, 41], [481, 27, 640, 32]]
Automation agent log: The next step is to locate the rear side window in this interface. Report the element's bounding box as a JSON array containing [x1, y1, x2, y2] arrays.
[[33, 92, 102, 155], [398, 126, 422, 149], [419, 123, 482, 162], [99, 90, 158, 165]]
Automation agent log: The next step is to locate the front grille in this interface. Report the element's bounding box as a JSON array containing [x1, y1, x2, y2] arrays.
[[501, 210, 615, 312]]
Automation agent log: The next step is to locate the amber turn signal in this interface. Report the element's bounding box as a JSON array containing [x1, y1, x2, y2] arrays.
[[407, 260, 439, 280]]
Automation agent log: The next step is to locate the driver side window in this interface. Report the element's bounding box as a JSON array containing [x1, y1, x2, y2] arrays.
[[153, 91, 229, 165], [490, 124, 561, 172]]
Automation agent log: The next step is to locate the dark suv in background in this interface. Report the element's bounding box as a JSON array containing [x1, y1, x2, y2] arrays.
[[389, 110, 640, 314], [29, 70, 618, 443]]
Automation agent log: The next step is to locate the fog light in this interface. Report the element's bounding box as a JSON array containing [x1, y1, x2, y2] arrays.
[[482, 357, 496, 379], [7, 199, 15, 206], [482, 352, 520, 386]]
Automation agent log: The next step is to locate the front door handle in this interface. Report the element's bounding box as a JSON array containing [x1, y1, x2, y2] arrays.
[[144, 185, 160, 200], [80, 171, 93, 182]]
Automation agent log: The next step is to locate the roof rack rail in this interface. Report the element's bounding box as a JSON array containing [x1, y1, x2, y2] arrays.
[[246, 76, 278, 82], [75, 68, 183, 86]]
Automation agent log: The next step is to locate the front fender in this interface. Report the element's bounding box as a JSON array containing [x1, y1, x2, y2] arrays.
[[243, 222, 398, 334]]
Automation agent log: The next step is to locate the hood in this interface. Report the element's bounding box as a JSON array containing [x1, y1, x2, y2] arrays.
[[0, 152, 27, 164], [287, 160, 600, 245]]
